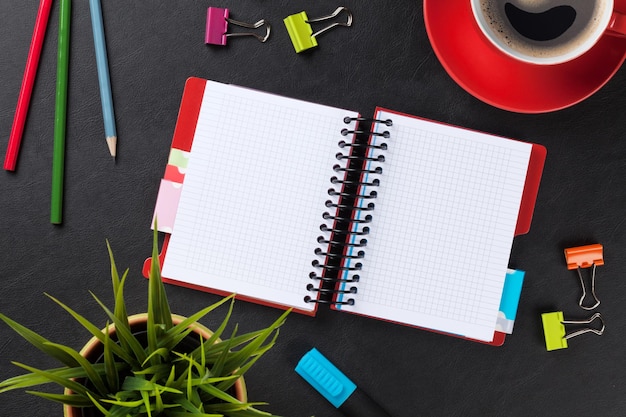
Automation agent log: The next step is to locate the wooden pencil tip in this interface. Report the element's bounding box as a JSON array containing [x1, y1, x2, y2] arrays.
[[106, 136, 117, 158]]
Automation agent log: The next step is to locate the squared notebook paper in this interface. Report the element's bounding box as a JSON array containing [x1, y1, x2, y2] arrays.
[[143, 77, 546, 345]]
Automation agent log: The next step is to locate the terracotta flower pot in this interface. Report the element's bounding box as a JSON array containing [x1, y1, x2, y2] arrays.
[[63, 313, 247, 417]]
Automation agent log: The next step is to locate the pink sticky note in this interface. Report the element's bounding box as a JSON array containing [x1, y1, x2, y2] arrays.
[[152, 179, 183, 233]]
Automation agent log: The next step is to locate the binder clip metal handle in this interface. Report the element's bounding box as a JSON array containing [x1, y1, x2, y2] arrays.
[[206, 7, 271, 46], [564, 244, 604, 310], [284, 7, 353, 53], [541, 311, 605, 351], [224, 17, 271, 43], [575, 264, 600, 310], [307, 7, 353, 39]]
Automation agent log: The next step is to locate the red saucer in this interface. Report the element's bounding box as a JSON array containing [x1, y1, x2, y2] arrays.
[[424, 0, 626, 113]]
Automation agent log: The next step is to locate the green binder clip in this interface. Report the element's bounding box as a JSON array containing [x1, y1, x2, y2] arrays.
[[541, 311, 605, 351], [284, 7, 353, 53]]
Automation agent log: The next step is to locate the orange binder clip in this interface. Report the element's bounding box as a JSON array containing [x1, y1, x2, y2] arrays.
[[564, 244, 603, 310]]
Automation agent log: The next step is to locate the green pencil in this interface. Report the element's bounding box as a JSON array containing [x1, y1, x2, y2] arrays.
[[51, 0, 71, 224]]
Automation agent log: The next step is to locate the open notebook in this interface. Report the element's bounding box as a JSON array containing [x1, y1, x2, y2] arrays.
[[144, 78, 546, 345]]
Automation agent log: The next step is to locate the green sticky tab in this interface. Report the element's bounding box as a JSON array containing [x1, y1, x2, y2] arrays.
[[542, 311, 568, 351], [168, 148, 189, 169], [284, 11, 318, 53]]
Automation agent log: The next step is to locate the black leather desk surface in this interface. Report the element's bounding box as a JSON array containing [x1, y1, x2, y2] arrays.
[[2, 2, 626, 416]]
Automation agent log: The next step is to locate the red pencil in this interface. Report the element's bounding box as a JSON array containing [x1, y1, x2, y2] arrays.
[[3, 0, 54, 171]]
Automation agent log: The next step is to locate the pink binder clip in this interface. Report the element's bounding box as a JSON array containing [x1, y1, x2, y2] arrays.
[[205, 7, 270, 46]]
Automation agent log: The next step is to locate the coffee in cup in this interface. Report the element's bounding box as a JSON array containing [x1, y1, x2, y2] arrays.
[[470, 0, 624, 65]]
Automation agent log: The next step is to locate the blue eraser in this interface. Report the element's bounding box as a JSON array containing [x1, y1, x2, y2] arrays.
[[295, 348, 357, 408]]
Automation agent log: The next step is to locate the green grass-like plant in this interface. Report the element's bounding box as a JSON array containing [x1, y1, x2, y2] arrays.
[[0, 228, 288, 416]]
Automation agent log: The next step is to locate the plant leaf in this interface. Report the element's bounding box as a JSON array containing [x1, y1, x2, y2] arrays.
[[195, 380, 240, 404], [89, 292, 147, 364], [220, 309, 289, 377], [141, 389, 153, 417], [44, 293, 135, 365], [44, 341, 108, 395], [121, 376, 182, 395], [106, 240, 129, 325], [149, 223, 173, 327], [147, 224, 173, 367], [87, 391, 115, 416], [0, 313, 78, 367], [8, 362, 98, 399], [101, 396, 145, 407], [132, 363, 171, 379], [27, 390, 94, 407], [103, 323, 120, 392], [112, 267, 133, 354], [216, 333, 277, 396], [162, 295, 235, 351], [166, 396, 222, 416], [143, 346, 171, 366], [187, 297, 236, 363], [0, 363, 121, 393]]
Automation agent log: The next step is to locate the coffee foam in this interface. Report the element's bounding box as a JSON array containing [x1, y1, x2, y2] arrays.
[[478, 0, 608, 59]]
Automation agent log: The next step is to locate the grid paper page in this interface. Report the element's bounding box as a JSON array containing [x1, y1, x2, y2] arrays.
[[338, 110, 532, 342], [162, 80, 359, 312]]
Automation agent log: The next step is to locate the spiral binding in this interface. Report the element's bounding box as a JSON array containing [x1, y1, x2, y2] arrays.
[[305, 116, 391, 306]]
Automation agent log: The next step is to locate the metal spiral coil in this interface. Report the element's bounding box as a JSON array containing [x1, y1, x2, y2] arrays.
[[306, 115, 390, 306]]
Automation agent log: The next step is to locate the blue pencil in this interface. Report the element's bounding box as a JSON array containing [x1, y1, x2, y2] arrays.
[[89, 0, 117, 158]]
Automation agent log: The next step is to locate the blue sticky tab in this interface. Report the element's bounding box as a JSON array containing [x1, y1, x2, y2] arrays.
[[495, 269, 525, 334], [500, 269, 525, 320], [295, 348, 357, 408]]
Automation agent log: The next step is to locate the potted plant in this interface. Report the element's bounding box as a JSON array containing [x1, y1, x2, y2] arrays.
[[0, 227, 289, 416]]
